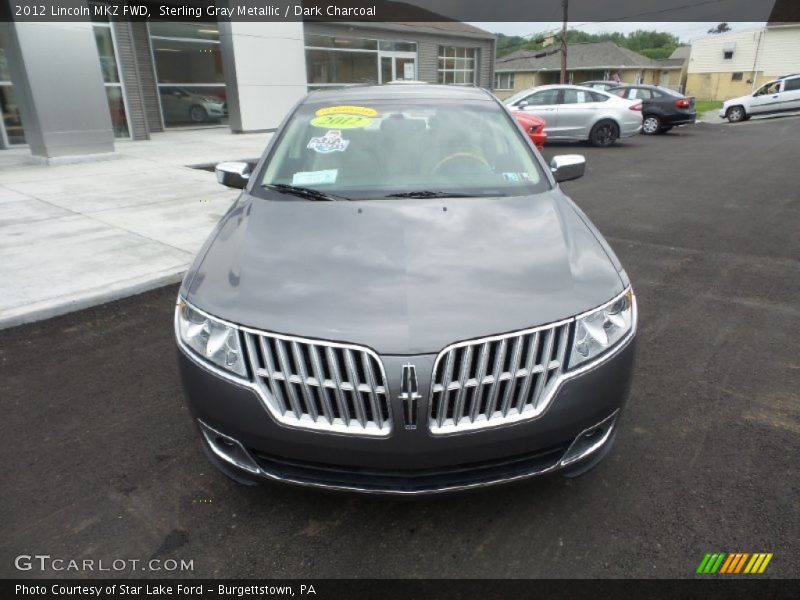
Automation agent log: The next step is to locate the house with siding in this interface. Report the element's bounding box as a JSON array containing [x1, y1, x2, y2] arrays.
[[685, 23, 800, 100], [492, 41, 684, 99]]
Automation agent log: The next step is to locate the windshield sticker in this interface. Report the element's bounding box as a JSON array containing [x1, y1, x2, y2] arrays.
[[291, 169, 338, 186], [316, 105, 378, 118], [502, 172, 521, 183], [310, 114, 372, 129], [307, 130, 350, 154]]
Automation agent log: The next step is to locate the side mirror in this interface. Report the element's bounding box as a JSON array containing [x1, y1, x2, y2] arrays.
[[215, 161, 251, 189], [550, 155, 586, 182], [516, 100, 529, 108]]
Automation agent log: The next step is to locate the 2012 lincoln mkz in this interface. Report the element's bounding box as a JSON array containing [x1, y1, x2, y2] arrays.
[[175, 84, 637, 494]]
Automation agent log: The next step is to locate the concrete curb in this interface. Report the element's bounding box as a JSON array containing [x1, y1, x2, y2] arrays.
[[0, 267, 186, 331]]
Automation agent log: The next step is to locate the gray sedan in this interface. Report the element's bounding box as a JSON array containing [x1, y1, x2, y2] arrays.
[[175, 84, 637, 494], [505, 84, 643, 146]]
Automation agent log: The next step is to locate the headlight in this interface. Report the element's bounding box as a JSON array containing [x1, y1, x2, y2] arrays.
[[176, 299, 247, 377], [569, 288, 635, 369]]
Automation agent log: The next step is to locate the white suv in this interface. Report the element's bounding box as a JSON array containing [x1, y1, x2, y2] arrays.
[[720, 74, 800, 122]]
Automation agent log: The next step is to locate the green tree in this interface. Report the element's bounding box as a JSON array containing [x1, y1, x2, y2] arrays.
[[494, 28, 680, 61], [707, 23, 732, 34]]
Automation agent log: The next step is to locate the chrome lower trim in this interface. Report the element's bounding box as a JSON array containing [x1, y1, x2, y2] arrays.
[[199, 412, 619, 495], [559, 410, 619, 467], [198, 419, 260, 474]]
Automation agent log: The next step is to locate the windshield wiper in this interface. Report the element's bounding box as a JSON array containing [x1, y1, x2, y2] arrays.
[[385, 190, 469, 199], [263, 183, 350, 202]]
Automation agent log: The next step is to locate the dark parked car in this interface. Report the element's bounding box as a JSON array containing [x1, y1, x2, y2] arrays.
[[175, 84, 637, 494], [609, 84, 696, 134]]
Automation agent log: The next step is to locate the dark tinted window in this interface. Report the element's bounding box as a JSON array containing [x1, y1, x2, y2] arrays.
[[590, 91, 610, 102], [784, 77, 800, 91]]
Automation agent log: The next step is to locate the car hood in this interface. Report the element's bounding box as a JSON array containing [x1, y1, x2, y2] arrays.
[[183, 191, 624, 355], [723, 94, 751, 107]]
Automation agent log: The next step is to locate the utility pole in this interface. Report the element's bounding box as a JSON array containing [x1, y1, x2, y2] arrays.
[[560, 0, 568, 84]]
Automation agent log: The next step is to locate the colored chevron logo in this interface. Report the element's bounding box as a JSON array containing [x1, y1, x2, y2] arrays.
[[696, 552, 773, 574]]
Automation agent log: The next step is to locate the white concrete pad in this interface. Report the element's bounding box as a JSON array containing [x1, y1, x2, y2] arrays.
[[0, 127, 273, 329]]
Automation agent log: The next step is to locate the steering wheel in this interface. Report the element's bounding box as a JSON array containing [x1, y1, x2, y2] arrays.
[[432, 152, 490, 175]]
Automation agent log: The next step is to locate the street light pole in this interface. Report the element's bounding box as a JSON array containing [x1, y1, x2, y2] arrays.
[[560, 0, 568, 84]]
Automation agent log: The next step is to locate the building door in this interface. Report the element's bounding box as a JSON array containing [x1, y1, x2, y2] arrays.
[[379, 52, 417, 83]]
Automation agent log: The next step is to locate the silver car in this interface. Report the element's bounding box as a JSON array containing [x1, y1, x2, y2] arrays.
[[505, 85, 642, 146]]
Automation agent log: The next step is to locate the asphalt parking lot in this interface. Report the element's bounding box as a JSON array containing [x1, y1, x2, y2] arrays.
[[1, 116, 798, 579]]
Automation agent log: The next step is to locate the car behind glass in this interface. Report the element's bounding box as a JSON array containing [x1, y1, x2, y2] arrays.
[[174, 84, 637, 494]]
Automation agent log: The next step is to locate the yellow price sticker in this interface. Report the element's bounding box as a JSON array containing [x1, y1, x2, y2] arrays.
[[315, 105, 378, 118], [310, 114, 373, 129]]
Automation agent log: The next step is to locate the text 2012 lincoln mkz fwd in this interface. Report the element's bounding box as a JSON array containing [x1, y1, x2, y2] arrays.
[[175, 84, 637, 494]]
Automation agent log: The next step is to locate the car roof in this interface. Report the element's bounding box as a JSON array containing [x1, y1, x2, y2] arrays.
[[609, 83, 660, 89], [303, 84, 492, 104], [511, 84, 616, 96], [518, 84, 608, 91]]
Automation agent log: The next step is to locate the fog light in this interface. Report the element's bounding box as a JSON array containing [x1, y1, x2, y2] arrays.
[[560, 412, 618, 467], [198, 420, 260, 474]]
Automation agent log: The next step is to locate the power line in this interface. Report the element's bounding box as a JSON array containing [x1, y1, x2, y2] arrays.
[[517, 0, 743, 39]]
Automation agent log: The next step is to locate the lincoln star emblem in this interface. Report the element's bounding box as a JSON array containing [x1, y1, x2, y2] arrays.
[[399, 363, 422, 430]]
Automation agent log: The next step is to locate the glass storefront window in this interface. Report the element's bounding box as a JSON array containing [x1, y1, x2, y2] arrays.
[[0, 85, 25, 145], [378, 41, 417, 52], [438, 46, 477, 85], [151, 39, 225, 85], [104, 86, 129, 138], [149, 22, 220, 41], [92, 23, 129, 139], [1, 31, 26, 146], [305, 49, 378, 86], [157, 86, 227, 125], [0, 44, 10, 82], [94, 26, 120, 84], [303, 35, 419, 88], [304, 34, 378, 50], [150, 22, 227, 127]]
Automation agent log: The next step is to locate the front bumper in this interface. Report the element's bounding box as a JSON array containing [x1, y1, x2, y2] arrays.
[[530, 131, 547, 150], [204, 104, 226, 117], [177, 336, 635, 494]]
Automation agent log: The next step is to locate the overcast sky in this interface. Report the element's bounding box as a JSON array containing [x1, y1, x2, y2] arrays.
[[470, 22, 765, 43]]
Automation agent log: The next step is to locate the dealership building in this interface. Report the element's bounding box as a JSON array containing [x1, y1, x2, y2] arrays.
[[0, 18, 495, 161]]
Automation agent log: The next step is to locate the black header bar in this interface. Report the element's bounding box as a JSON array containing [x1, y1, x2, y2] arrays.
[[1, 0, 797, 23]]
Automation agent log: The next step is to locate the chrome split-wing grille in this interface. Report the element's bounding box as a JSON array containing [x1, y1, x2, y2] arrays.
[[243, 331, 392, 436], [428, 321, 571, 434]]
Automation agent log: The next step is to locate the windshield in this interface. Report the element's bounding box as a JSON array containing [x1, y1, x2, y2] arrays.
[[504, 89, 532, 105], [258, 98, 548, 200]]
